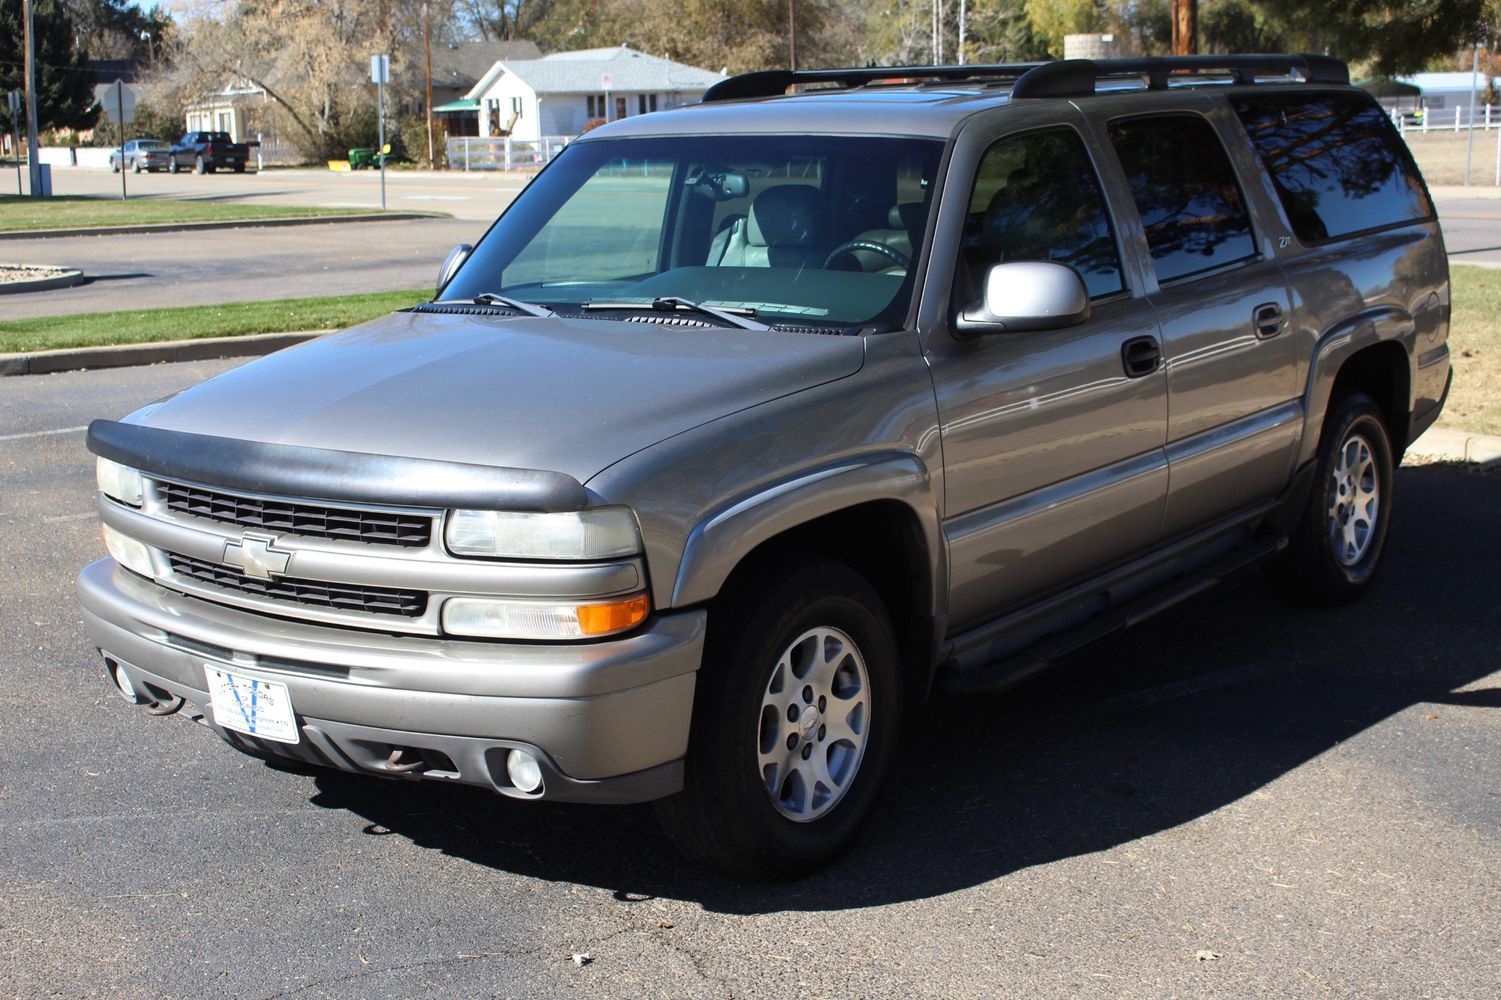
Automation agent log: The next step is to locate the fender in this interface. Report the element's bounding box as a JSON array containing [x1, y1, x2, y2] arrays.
[[670, 451, 946, 617], [1296, 306, 1414, 466]]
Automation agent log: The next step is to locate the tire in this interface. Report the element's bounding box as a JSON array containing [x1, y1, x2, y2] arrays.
[[1269, 393, 1395, 605], [132, 159, 142, 174], [654, 554, 901, 879], [168, 157, 179, 174], [111, 159, 120, 173], [195, 155, 207, 175]]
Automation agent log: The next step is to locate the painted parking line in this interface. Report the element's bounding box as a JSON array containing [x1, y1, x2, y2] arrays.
[[0, 425, 89, 443]]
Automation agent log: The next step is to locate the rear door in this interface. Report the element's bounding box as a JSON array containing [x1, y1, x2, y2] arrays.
[[922, 107, 1169, 629], [1083, 97, 1300, 536]]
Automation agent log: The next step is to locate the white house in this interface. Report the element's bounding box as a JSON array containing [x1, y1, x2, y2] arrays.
[[466, 45, 725, 141], [1395, 72, 1501, 112]]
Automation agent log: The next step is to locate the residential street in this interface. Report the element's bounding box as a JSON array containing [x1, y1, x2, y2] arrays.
[[1, 360, 1497, 998]]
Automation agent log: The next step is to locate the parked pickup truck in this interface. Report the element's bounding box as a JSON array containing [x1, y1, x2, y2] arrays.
[[167, 131, 251, 174], [79, 54, 1451, 879]]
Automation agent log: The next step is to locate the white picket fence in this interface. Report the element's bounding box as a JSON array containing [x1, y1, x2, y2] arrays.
[[1392, 104, 1500, 133], [446, 135, 572, 171]]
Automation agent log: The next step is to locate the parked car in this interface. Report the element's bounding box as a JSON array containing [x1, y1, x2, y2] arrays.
[[166, 131, 251, 174], [108, 138, 171, 173], [79, 54, 1450, 879]]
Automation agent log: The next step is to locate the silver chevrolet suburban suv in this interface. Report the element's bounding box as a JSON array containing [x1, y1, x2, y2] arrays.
[[78, 54, 1451, 878]]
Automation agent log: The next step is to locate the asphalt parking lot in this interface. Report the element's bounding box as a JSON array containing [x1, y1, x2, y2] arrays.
[[1, 360, 1497, 999]]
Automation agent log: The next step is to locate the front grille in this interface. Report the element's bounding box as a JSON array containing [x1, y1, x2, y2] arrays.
[[167, 553, 427, 618], [159, 481, 432, 547]]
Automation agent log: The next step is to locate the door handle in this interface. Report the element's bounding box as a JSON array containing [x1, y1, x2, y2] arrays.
[[1253, 303, 1285, 339], [1121, 336, 1161, 378]]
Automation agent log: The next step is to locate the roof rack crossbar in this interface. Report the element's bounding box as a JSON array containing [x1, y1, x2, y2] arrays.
[[1011, 53, 1349, 99], [702, 54, 1350, 104], [702, 63, 1047, 103]]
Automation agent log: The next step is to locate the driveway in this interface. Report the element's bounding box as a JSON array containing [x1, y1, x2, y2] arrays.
[[1, 361, 1497, 998]]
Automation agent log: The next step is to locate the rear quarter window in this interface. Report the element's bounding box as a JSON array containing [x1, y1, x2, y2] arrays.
[[1231, 92, 1433, 244]]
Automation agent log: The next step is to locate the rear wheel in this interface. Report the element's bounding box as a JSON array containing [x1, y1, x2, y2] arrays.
[[131, 159, 142, 173], [1270, 393, 1395, 605], [195, 155, 207, 174], [654, 554, 900, 879], [111, 159, 121, 173]]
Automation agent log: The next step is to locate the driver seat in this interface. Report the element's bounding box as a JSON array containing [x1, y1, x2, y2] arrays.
[[844, 203, 924, 272], [707, 185, 827, 269]]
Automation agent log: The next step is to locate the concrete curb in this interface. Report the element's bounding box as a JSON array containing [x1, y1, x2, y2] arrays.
[[0, 267, 85, 294], [1406, 426, 1501, 466], [0, 212, 447, 241], [0, 330, 326, 376]]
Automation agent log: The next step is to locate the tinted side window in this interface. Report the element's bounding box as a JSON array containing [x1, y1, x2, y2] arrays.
[[964, 129, 1124, 298], [1107, 115, 1257, 283], [1231, 92, 1432, 243]]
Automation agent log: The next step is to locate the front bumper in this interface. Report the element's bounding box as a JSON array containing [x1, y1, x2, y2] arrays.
[[77, 558, 704, 803]]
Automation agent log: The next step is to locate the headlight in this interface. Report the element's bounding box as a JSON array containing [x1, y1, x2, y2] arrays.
[[442, 593, 650, 640], [96, 457, 144, 507], [101, 524, 154, 577], [445, 507, 641, 560]]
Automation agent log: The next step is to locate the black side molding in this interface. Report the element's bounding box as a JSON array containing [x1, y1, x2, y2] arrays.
[[86, 420, 589, 512]]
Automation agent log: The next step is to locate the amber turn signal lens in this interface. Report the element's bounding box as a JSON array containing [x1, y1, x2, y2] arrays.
[[576, 594, 650, 636]]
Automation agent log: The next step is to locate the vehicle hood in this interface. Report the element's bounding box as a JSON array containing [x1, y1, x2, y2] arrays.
[[128, 310, 866, 484]]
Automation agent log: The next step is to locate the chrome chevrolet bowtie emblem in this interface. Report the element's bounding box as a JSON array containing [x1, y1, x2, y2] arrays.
[[223, 532, 293, 580]]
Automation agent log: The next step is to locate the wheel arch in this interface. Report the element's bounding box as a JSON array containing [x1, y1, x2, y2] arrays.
[[671, 455, 947, 706], [1300, 308, 1415, 465]]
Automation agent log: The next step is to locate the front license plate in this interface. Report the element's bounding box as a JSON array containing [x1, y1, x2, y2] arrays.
[[204, 666, 299, 744]]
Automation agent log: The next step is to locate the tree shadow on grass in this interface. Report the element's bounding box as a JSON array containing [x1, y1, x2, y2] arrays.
[[304, 464, 1499, 913]]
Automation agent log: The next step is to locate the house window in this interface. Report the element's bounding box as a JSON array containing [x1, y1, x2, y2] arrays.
[[637, 94, 657, 114], [511, 96, 523, 117]]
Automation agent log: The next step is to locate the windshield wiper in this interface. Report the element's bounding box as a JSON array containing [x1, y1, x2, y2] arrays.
[[584, 296, 769, 331], [430, 291, 554, 317]]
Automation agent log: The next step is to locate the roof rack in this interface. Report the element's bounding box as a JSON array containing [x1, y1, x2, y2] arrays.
[[702, 63, 1045, 103], [701, 54, 1349, 104]]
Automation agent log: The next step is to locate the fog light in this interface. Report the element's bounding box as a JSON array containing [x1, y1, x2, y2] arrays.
[[506, 749, 544, 794], [106, 658, 139, 703]]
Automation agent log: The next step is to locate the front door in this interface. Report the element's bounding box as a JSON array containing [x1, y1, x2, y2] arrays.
[[925, 119, 1169, 629]]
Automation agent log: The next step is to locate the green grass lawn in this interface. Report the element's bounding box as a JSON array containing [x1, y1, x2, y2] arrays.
[[0, 289, 428, 354], [0, 195, 398, 233], [1443, 265, 1501, 436]]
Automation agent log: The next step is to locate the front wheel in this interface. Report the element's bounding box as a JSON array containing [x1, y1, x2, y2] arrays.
[[654, 555, 900, 879], [1269, 393, 1395, 605], [168, 157, 179, 174]]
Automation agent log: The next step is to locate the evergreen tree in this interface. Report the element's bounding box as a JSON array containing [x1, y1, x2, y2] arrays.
[[0, 0, 97, 131]]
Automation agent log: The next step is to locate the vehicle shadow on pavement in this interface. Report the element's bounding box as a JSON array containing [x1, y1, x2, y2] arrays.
[[304, 464, 1499, 913]]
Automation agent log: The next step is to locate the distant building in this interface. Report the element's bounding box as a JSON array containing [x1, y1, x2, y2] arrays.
[[427, 40, 542, 137], [1393, 72, 1500, 113], [462, 45, 725, 142]]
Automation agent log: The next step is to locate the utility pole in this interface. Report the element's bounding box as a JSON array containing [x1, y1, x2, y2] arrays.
[[23, 0, 42, 196], [788, 0, 797, 71], [423, 2, 434, 167], [1172, 0, 1197, 56]]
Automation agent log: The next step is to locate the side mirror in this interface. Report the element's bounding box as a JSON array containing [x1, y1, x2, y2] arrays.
[[437, 243, 471, 295], [956, 261, 1091, 335]]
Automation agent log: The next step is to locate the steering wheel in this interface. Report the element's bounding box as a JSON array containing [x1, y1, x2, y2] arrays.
[[822, 240, 912, 271]]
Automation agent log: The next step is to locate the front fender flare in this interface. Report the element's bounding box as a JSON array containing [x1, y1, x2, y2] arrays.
[[670, 452, 945, 616]]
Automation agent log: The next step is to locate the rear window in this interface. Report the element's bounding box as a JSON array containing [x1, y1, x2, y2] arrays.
[[1231, 92, 1433, 244], [207, 133, 233, 143]]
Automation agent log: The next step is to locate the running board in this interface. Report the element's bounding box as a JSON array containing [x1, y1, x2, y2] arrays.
[[938, 533, 1287, 695]]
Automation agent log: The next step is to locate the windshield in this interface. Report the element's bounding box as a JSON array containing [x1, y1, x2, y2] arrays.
[[443, 134, 945, 329]]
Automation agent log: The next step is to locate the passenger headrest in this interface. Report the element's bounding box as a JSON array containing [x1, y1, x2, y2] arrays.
[[748, 186, 824, 247], [887, 203, 925, 230]]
